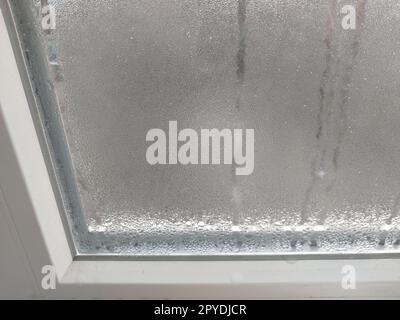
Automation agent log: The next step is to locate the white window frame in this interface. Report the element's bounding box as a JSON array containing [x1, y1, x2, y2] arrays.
[[1, 4, 400, 299]]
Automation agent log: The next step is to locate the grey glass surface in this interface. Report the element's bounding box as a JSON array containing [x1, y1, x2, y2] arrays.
[[10, 0, 400, 256]]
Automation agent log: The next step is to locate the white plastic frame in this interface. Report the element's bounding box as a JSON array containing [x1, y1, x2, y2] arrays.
[[1, 4, 400, 299]]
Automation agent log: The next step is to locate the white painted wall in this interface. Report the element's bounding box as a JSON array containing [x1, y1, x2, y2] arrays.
[[0, 189, 37, 299]]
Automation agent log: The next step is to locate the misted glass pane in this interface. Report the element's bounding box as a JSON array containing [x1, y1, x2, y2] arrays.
[[10, 0, 400, 255]]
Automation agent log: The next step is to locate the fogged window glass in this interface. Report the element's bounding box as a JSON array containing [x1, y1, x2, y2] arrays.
[[11, 0, 400, 256]]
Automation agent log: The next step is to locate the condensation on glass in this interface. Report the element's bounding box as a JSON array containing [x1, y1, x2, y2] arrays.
[[10, 0, 400, 256]]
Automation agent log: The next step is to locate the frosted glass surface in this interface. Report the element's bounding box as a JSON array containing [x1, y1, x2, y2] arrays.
[[12, 0, 400, 255]]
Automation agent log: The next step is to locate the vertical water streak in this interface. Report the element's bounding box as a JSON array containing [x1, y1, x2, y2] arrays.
[[232, 0, 247, 226], [236, 0, 247, 109], [300, 0, 337, 224], [328, 0, 367, 191], [301, 1, 367, 225]]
